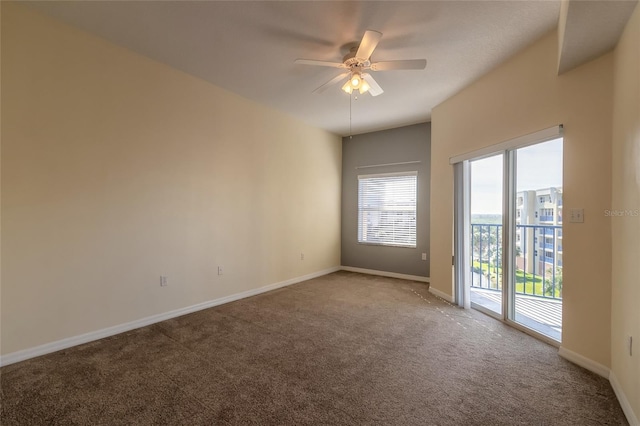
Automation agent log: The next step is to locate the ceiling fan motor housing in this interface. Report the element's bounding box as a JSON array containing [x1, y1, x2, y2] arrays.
[[343, 47, 371, 69]]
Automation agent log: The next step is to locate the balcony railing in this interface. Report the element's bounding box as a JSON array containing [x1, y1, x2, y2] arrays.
[[471, 223, 562, 300]]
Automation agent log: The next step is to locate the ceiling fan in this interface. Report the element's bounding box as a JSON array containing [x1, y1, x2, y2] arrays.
[[295, 30, 427, 97]]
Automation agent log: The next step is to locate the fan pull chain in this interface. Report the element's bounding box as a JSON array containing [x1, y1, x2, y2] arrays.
[[349, 91, 352, 139]]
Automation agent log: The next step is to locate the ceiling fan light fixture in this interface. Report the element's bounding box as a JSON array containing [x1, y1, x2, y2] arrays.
[[350, 72, 364, 89], [359, 80, 370, 94], [341, 80, 354, 94]]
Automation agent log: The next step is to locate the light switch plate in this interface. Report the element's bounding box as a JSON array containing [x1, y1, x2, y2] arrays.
[[569, 208, 584, 223]]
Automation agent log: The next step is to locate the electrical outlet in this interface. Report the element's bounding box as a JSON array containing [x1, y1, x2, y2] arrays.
[[300, 253, 305, 261], [217, 266, 223, 276], [160, 276, 168, 287]]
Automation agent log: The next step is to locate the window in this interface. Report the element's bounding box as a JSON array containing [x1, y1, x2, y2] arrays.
[[358, 172, 417, 247], [539, 208, 554, 220]]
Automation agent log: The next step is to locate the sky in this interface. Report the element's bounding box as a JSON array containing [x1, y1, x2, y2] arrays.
[[470, 138, 563, 215]]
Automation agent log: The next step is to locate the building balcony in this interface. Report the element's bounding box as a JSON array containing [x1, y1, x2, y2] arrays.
[[470, 288, 561, 341], [471, 223, 562, 301], [470, 223, 562, 339]]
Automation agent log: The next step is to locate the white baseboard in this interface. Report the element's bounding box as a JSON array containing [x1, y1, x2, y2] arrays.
[[340, 266, 429, 283], [0, 266, 340, 367], [339, 266, 445, 300], [610, 370, 640, 426], [428, 287, 455, 303], [558, 346, 610, 378], [551, 344, 639, 425]]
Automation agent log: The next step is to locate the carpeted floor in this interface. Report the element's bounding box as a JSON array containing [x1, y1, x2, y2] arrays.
[[0, 271, 628, 425]]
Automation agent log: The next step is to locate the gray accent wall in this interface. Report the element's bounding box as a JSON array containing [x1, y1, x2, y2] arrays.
[[341, 123, 431, 277]]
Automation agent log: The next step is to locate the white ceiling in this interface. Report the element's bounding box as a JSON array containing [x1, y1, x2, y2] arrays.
[[23, 1, 631, 136]]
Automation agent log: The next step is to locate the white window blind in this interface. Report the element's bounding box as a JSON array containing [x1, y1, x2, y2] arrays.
[[358, 172, 417, 248]]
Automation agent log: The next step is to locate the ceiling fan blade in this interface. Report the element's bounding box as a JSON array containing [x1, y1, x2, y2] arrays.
[[371, 59, 427, 71], [355, 30, 382, 61], [295, 59, 346, 68], [313, 72, 350, 94], [363, 74, 384, 97]]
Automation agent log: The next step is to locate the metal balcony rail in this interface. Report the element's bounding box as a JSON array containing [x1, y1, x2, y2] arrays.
[[471, 223, 562, 300]]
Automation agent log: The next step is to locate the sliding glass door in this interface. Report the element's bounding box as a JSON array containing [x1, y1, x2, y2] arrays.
[[455, 131, 563, 342], [469, 154, 504, 317], [512, 139, 563, 341]]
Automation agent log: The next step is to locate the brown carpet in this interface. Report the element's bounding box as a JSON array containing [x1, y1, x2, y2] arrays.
[[0, 271, 628, 425]]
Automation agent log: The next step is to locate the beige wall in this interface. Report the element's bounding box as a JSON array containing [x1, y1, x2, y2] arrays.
[[0, 4, 341, 355], [611, 4, 640, 420], [0, 0, 3, 358], [431, 32, 614, 366]]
